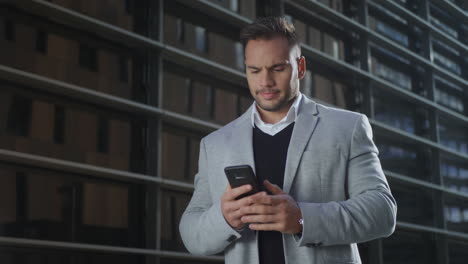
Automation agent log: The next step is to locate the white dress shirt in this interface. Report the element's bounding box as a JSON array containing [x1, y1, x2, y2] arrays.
[[251, 93, 303, 136]]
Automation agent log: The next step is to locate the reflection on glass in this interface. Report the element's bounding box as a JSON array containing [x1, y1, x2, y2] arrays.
[[0, 164, 143, 248], [160, 190, 192, 251], [1, 18, 136, 100], [382, 230, 437, 264], [0, 246, 143, 264], [371, 57, 412, 90], [376, 137, 432, 181], [369, 16, 408, 47], [163, 14, 245, 71], [313, 73, 351, 109], [374, 92, 430, 138], [441, 159, 468, 194], [162, 68, 250, 125], [161, 125, 202, 183], [448, 240, 468, 264], [49, 0, 137, 33], [433, 51, 461, 75], [1, 88, 144, 173], [390, 182, 436, 226], [444, 196, 468, 233], [438, 116, 468, 155]]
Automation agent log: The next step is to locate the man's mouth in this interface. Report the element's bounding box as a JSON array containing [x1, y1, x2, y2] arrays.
[[258, 90, 279, 100]]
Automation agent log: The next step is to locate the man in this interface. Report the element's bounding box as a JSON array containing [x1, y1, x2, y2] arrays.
[[179, 17, 396, 264]]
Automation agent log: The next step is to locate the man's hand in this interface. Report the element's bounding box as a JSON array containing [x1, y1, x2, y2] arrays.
[[221, 184, 267, 230], [240, 180, 302, 234]]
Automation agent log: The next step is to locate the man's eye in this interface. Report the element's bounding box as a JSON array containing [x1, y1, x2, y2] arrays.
[[273, 67, 284, 72]]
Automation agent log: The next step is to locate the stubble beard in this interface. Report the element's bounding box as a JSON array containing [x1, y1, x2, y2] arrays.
[[255, 89, 292, 112]]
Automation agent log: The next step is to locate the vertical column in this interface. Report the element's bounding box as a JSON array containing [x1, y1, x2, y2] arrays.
[[358, 0, 373, 118], [422, 1, 448, 264]]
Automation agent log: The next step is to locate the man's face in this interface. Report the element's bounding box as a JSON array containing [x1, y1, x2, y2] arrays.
[[244, 36, 304, 113]]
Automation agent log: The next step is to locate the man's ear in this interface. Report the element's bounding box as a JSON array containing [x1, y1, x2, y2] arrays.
[[297, 56, 306, 80]]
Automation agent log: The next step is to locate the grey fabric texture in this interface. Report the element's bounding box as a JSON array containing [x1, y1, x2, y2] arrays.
[[179, 96, 397, 264]]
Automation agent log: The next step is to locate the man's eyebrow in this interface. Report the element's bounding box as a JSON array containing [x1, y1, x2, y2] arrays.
[[246, 62, 290, 70]]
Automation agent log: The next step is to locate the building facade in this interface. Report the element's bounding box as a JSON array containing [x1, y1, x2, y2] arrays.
[[0, 0, 466, 263]]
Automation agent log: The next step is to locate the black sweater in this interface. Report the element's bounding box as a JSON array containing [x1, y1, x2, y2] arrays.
[[253, 122, 295, 264]]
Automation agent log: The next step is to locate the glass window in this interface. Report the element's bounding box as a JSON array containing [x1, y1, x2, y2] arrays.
[[312, 73, 353, 110], [375, 136, 433, 182], [448, 239, 468, 264], [0, 246, 143, 264], [389, 181, 437, 227], [441, 157, 468, 194], [438, 116, 468, 155], [3, 19, 15, 41], [161, 125, 203, 183], [1, 19, 138, 102], [371, 56, 412, 91], [160, 189, 192, 251], [163, 67, 250, 124], [373, 90, 430, 138], [48, 0, 139, 33], [382, 230, 437, 264], [0, 163, 145, 248], [0, 87, 146, 174], [35, 30, 47, 54], [164, 14, 244, 71], [444, 195, 468, 233], [369, 16, 408, 47]]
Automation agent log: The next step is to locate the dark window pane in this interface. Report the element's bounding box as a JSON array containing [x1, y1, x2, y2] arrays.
[[4, 19, 15, 41], [119, 56, 129, 83], [441, 157, 468, 194], [0, 163, 145, 248], [79, 44, 98, 72], [0, 88, 146, 174], [160, 190, 191, 251], [35, 30, 48, 54], [382, 230, 437, 264], [376, 136, 433, 181], [390, 181, 436, 227], [438, 116, 468, 155], [97, 116, 109, 153], [0, 246, 143, 264], [53, 105, 65, 144], [374, 91, 430, 138], [161, 125, 202, 183], [449, 239, 468, 264], [7, 95, 32, 137], [444, 195, 468, 233]]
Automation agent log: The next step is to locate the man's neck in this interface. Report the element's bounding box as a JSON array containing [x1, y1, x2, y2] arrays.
[[256, 98, 295, 124]]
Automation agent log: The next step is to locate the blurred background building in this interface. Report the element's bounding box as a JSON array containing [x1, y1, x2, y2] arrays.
[[0, 0, 466, 263]]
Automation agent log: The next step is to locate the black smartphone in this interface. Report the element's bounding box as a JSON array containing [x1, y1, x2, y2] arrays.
[[224, 165, 259, 200]]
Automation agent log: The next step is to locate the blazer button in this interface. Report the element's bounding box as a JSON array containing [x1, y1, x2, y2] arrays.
[[227, 235, 237, 242]]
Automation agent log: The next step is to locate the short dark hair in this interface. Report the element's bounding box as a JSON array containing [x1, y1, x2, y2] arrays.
[[240, 16, 298, 48]]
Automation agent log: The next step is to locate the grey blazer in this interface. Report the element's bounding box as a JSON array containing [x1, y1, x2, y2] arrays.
[[179, 96, 397, 264]]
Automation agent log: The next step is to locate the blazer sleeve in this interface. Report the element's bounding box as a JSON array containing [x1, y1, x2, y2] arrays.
[[295, 114, 397, 246], [179, 138, 242, 255]]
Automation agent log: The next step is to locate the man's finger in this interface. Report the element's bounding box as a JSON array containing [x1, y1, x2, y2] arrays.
[[249, 223, 279, 231], [240, 203, 276, 215], [263, 180, 285, 195], [241, 214, 276, 224], [224, 184, 252, 201]]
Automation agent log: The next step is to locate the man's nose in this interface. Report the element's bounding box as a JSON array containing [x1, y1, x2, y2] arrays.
[[259, 71, 274, 87]]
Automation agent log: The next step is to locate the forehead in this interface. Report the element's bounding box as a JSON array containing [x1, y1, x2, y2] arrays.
[[244, 36, 291, 65]]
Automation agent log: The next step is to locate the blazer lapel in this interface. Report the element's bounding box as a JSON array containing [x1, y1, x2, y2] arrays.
[[227, 105, 256, 174], [283, 97, 320, 193]]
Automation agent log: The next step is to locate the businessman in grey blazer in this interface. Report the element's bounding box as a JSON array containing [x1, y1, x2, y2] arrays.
[[179, 17, 397, 264]]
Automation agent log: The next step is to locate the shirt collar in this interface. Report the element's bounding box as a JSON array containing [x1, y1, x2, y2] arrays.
[[251, 93, 303, 128]]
